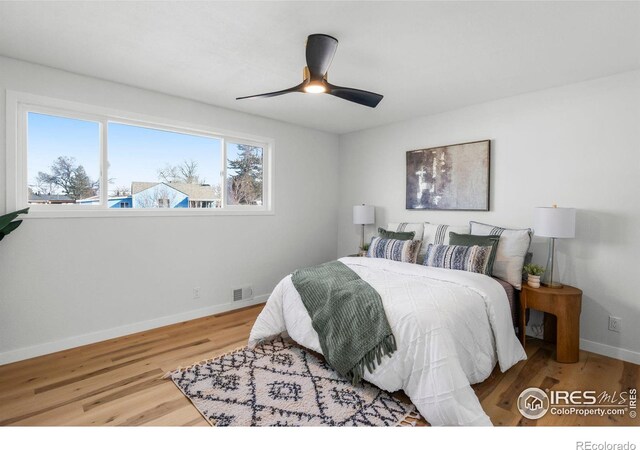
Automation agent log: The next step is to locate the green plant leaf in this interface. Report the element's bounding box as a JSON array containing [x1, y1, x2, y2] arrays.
[[0, 207, 29, 231], [524, 263, 545, 275], [1, 220, 22, 235]]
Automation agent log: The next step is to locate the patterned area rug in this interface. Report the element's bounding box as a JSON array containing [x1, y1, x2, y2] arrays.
[[165, 337, 417, 426]]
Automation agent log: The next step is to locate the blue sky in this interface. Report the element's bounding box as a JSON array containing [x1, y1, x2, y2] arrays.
[[108, 122, 221, 190], [28, 113, 100, 190], [28, 112, 224, 195]]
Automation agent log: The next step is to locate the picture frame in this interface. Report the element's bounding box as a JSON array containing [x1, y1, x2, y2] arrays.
[[406, 140, 490, 211]]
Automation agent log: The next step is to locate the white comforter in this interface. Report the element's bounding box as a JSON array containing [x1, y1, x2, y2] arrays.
[[248, 257, 527, 426]]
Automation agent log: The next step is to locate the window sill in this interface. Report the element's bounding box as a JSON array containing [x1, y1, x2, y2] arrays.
[[22, 208, 275, 219]]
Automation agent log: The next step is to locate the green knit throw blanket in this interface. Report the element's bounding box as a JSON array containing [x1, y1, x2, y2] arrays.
[[291, 261, 396, 385]]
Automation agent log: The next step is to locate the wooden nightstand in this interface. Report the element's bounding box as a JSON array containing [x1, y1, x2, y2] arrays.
[[520, 283, 582, 363]]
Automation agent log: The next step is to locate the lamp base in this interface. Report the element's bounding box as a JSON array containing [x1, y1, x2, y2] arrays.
[[541, 237, 565, 289]]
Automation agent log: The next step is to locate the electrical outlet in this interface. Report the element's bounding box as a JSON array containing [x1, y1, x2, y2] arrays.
[[608, 316, 621, 333], [193, 287, 201, 300]]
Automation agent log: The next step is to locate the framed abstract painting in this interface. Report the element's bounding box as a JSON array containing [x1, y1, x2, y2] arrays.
[[406, 140, 490, 211]]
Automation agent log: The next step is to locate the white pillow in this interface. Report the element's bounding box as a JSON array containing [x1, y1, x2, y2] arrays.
[[422, 223, 470, 245], [469, 221, 532, 289], [420, 223, 470, 263], [387, 222, 424, 242]]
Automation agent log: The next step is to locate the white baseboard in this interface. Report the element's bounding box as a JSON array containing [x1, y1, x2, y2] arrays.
[[580, 338, 640, 365], [0, 295, 268, 366], [4, 299, 636, 367]]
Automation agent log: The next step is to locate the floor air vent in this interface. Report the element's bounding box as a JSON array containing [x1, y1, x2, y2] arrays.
[[233, 286, 253, 302]]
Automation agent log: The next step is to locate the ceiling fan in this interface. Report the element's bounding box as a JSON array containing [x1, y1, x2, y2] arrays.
[[236, 34, 383, 108]]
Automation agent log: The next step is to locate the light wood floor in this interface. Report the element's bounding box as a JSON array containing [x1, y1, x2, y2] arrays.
[[0, 304, 637, 426]]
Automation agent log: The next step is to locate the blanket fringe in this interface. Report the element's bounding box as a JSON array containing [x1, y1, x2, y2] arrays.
[[397, 407, 422, 427], [346, 334, 397, 385]]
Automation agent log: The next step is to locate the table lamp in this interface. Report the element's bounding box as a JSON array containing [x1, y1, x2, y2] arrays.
[[533, 205, 576, 288], [353, 204, 375, 252]]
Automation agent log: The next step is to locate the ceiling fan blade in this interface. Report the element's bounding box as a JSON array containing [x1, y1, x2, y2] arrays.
[[306, 34, 338, 78], [236, 82, 305, 100], [326, 83, 383, 108]]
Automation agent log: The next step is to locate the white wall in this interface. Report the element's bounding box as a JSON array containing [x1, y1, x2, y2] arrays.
[[338, 70, 640, 363], [2, 55, 638, 366], [0, 56, 339, 364]]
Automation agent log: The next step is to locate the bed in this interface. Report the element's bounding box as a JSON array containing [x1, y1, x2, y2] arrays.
[[249, 256, 527, 426]]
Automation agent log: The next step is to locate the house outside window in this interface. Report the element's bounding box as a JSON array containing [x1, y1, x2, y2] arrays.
[[6, 91, 273, 217]]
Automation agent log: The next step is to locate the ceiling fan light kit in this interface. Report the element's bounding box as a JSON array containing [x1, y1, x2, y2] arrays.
[[302, 67, 328, 93], [236, 34, 383, 108]]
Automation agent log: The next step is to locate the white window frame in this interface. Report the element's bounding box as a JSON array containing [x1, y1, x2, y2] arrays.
[[5, 90, 274, 218]]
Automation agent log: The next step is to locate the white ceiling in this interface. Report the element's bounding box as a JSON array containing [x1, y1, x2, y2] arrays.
[[1, 1, 639, 134]]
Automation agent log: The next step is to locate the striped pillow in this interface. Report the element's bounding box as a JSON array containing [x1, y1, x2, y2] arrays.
[[423, 244, 493, 275], [469, 221, 533, 289], [419, 222, 470, 264], [367, 237, 422, 264]]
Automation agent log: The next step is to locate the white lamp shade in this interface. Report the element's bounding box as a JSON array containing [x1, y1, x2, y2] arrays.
[[353, 205, 375, 225], [533, 207, 576, 238]]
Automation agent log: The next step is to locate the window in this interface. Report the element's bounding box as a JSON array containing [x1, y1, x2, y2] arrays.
[[108, 122, 222, 210], [27, 113, 101, 206], [226, 142, 263, 206], [10, 92, 272, 215]]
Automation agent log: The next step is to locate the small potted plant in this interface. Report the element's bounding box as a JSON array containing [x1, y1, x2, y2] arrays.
[[359, 242, 370, 257], [524, 264, 545, 288]]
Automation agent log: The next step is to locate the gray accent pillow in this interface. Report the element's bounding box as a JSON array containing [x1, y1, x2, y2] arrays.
[[378, 227, 415, 240]]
